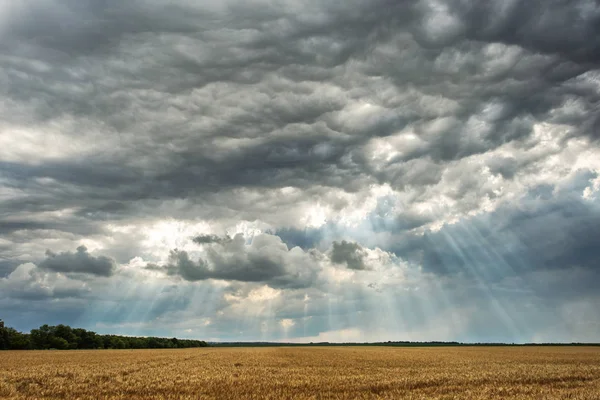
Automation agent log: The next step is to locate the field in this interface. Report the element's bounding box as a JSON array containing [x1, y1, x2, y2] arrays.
[[1, 347, 599, 399]]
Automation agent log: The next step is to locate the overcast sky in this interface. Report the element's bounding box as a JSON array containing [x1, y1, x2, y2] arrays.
[[1, 0, 599, 343]]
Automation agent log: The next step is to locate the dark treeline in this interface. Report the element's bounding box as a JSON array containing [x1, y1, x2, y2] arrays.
[[0, 320, 207, 350]]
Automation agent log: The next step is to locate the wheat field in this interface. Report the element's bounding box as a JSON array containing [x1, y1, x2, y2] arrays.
[[1, 346, 599, 399]]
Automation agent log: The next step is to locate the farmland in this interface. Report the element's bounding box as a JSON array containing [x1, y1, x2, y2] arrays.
[[1, 346, 599, 399]]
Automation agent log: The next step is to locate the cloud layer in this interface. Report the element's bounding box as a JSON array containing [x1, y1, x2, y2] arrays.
[[1, 0, 599, 342], [39, 245, 116, 277]]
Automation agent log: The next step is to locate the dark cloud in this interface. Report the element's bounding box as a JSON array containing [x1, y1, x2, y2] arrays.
[[39, 246, 116, 277], [486, 156, 519, 179], [0, 1, 210, 56], [152, 234, 319, 288], [192, 234, 230, 245], [330, 241, 368, 270], [457, 0, 600, 64], [1, 0, 598, 238], [1, 0, 599, 341]]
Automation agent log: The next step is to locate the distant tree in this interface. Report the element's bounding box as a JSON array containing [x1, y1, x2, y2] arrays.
[[6, 328, 31, 350], [48, 336, 69, 350], [146, 337, 159, 348], [54, 324, 78, 349], [30, 325, 52, 349], [108, 336, 127, 349], [93, 334, 105, 349], [1, 320, 208, 350], [0, 321, 9, 350]]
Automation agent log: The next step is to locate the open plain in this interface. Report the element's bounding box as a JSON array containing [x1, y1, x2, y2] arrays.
[[1, 346, 599, 399]]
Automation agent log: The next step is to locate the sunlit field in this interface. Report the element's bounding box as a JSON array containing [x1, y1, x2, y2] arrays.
[[1, 347, 599, 399]]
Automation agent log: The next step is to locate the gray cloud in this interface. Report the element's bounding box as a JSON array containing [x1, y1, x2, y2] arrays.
[[39, 246, 116, 277], [1, 1, 596, 203], [153, 234, 320, 289], [330, 241, 368, 270], [192, 234, 231, 245], [0, 262, 91, 301], [456, 0, 600, 65], [1, 0, 599, 341]]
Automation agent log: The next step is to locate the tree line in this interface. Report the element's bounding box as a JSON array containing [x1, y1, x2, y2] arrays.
[[0, 319, 207, 350]]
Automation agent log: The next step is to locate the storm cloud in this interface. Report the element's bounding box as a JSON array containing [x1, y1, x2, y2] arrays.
[[330, 241, 368, 270], [1, 0, 599, 342], [154, 234, 320, 289], [39, 246, 117, 277]]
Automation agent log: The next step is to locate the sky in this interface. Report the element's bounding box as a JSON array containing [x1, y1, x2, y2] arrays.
[[1, 0, 599, 343]]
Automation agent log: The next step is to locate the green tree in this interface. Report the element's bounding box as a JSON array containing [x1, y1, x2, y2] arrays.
[[108, 336, 127, 349], [48, 336, 69, 350], [7, 329, 31, 349], [54, 324, 78, 349], [0, 321, 9, 350], [2, 320, 208, 350], [30, 325, 52, 349]]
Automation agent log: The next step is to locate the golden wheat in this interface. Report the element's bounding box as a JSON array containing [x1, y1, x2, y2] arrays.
[[1, 346, 599, 399]]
